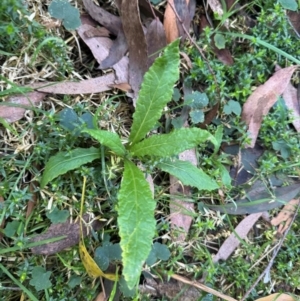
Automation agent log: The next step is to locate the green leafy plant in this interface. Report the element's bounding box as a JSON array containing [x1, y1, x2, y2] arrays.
[[41, 40, 221, 289]]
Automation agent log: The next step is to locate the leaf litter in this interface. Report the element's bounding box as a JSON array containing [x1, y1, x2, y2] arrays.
[[2, 0, 300, 300]]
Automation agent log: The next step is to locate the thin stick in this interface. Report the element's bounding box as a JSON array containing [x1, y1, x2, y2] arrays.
[[171, 274, 238, 301], [167, 0, 221, 102], [241, 200, 300, 301]]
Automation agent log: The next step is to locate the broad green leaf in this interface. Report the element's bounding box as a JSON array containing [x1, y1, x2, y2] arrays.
[[4, 220, 20, 238], [95, 243, 122, 271], [29, 267, 52, 291], [46, 207, 70, 224], [184, 91, 209, 109], [278, 0, 298, 10], [82, 129, 126, 156], [214, 33, 226, 49], [130, 128, 216, 157], [157, 159, 218, 191], [146, 242, 170, 266], [223, 100, 242, 116], [41, 147, 100, 188], [118, 160, 156, 289], [129, 40, 180, 145], [190, 109, 204, 124]]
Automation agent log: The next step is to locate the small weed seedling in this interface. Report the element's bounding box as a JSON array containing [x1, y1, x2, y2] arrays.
[[41, 40, 224, 289]]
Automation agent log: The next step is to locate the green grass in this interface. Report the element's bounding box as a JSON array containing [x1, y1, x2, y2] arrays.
[[1, 0, 300, 300]]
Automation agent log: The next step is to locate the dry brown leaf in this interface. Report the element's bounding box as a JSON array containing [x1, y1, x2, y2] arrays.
[[146, 19, 167, 66], [121, 0, 148, 103], [213, 48, 234, 65], [241, 66, 298, 148], [0, 91, 46, 123], [100, 29, 128, 69], [198, 15, 234, 65], [93, 292, 106, 301], [139, 0, 164, 21], [108, 83, 131, 92], [82, 0, 121, 36], [255, 293, 298, 301], [213, 213, 263, 263], [26, 181, 38, 220], [171, 274, 238, 301], [275, 65, 300, 132], [287, 10, 300, 37], [271, 199, 300, 235], [33, 74, 116, 94], [84, 27, 110, 38], [77, 23, 129, 83], [164, 0, 191, 43], [31, 214, 103, 255]]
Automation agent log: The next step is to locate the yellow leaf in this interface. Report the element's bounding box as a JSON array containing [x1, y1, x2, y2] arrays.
[[79, 177, 118, 281], [255, 293, 298, 301]]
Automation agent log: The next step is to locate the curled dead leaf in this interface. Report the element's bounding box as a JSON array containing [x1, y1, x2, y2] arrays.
[[241, 66, 298, 148]]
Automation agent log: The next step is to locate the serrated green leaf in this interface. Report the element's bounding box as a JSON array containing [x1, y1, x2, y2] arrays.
[[190, 109, 204, 124], [118, 160, 156, 289], [48, 0, 81, 30], [82, 129, 126, 156], [41, 147, 100, 188], [214, 33, 226, 49], [29, 267, 52, 291], [157, 159, 218, 191], [46, 207, 70, 224], [130, 128, 215, 157], [278, 0, 298, 10], [129, 40, 180, 145]]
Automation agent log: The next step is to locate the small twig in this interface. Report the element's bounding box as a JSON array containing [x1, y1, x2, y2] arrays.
[[167, 0, 221, 102], [241, 200, 300, 301], [171, 274, 238, 301]]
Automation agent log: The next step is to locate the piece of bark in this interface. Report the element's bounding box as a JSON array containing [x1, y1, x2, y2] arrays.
[[31, 214, 103, 255]]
